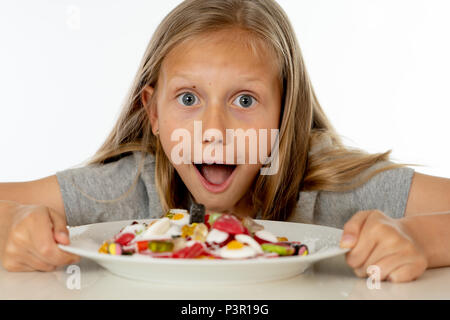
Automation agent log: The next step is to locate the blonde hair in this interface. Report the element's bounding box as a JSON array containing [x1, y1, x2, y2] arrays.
[[80, 0, 415, 221]]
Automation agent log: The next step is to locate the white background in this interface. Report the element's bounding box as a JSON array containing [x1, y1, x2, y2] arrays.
[[0, 0, 449, 182]]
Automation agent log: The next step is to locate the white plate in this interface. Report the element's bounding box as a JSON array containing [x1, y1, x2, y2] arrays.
[[59, 219, 349, 285]]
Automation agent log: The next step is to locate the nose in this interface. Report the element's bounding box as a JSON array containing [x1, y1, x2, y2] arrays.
[[200, 102, 227, 144], [195, 100, 230, 164]]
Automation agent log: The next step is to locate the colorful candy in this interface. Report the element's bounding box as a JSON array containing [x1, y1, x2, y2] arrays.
[[192, 223, 208, 242], [172, 242, 205, 259], [114, 233, 135, 246], [218, 240, 257, 259], [189, 203, 205, 224], [261, 243, 294, 256], [98, 205, 310, 260], [212, 214, 246, 235], [253, 229, 278, 244]]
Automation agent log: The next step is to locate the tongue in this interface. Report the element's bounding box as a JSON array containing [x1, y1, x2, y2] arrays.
[[200, 164, 234, 185]]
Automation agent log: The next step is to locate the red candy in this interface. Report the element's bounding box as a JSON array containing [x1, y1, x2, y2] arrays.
[[204, 213, 210, 229], [172, 242, 205, 259], [212, 214, 245, 235], [114, 233, 135, 246]]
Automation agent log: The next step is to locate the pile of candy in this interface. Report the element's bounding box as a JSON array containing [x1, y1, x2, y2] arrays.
[[98, 204, 309, 260]]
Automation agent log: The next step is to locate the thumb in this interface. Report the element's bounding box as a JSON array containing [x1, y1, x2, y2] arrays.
[[340, 210, 372, 249], [48, 208, 70, 245]]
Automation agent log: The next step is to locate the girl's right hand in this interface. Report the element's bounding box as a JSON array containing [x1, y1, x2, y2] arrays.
[[0, 201, 80, 272]]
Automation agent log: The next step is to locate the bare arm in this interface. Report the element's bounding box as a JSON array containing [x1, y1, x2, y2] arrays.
[[404, 172, 450, 216], [0, 175, 65, 217], [402, 172, 450, 268]]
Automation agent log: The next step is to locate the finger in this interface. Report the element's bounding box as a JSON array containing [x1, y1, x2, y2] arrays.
[[48, 208, 70, 245], [345, 218, 380, 269], [357, 239, 403, 276], [2, 259, 34, 272], [340, 210, 373, 248], [356, 252, 402, 280], [21, 248, 57, 272], [29, 210, 80, 266], [387, 262, 427, 283]]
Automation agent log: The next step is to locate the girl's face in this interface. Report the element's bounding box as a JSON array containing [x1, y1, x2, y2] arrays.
[[144, 29, 282, 216]]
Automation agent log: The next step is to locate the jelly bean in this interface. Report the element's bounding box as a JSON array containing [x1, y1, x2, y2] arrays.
[[108, 243, 122, 255], [261, 243, 294, 256], [115, 232, 135, 246], [189, 203, 205, 224], [277, 236, 289, 242], [212, 214, 246, 234], [192, 223, 208, 242]]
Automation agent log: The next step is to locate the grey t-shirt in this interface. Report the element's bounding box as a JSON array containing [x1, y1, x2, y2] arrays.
[[55, 151, 414, 229]]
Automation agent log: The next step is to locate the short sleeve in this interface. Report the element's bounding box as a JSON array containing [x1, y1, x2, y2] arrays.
[[313, 162, 415, 229], [55, 152, 151, 226]]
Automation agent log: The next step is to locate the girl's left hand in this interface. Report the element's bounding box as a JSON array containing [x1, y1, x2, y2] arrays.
[[340, 210, 428, 283]]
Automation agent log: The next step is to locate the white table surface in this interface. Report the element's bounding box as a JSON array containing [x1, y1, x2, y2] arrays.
[[1, 254, 449, 300]]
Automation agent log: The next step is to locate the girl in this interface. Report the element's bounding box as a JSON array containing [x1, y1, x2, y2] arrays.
[[0, 0, 449, 283]]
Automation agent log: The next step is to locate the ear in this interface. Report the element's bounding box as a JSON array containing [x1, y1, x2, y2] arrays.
[[141, 85, 159, 135]]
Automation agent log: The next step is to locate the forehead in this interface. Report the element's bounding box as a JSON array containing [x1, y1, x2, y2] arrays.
[[160, 29, 280, 85]]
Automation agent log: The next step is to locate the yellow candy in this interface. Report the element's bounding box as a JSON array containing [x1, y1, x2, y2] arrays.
[[108, 243, 122, 255], [98, 242, 109, 254], [181, 223, 198, 238], [226, 240, 244, 250], [277, 236, 288, 242], [192, 223, 208, 242], [172, 213, 185, 220]]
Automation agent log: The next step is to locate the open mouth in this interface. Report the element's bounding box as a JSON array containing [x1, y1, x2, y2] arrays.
[[193, 163, 238, 193]]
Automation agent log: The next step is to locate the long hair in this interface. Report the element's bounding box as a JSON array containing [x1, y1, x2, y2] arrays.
[[79, 0, 413, 221]]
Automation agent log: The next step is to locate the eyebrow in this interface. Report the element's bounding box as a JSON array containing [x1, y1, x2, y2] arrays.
[[168, 73, 266, 86]]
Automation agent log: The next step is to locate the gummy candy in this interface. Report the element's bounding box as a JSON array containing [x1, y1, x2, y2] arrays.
[[98, 242, 109, 254], [181, 223, 198, 238], [189, 203, 205, 223], [147, 240, 174, 253], [207, 213, 222, 226], [108, 243, 122, 255], [114, 233, 135, 246], [253, 229, 278, 244], [241, 216, 264, 235], [192, 223, 208, 242], [206, 228, 230, 246], [98, 210, 309, 260], [261, 243, 294, 256], [212, 214, 245, 234], [172, 242, 205, 259]]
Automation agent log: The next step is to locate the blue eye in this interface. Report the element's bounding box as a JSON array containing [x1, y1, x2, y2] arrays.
[[177, 92, 198, 106], [233, 94, 256, 108]]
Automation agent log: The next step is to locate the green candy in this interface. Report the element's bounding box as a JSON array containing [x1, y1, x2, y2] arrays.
[[261, 243, 294, 256], [148, 241, 174, 253], [208, 213, 223, 225]]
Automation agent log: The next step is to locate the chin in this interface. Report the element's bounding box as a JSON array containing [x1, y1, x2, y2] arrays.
[[191, 191, 237, 213]]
